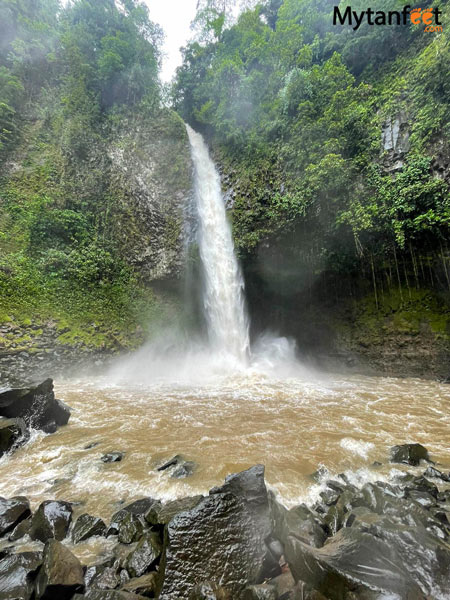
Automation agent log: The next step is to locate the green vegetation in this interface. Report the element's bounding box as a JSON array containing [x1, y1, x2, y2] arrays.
[[173, 0, 450, 299], [0, 0, 184, 350]]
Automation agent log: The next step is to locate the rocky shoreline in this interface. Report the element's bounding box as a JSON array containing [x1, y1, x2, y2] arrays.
[[0, 456, 449, 599], [0, 382, 449, 599]]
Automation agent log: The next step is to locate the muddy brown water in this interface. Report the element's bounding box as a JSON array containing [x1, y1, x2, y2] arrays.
[[1, 371, 449, 525]]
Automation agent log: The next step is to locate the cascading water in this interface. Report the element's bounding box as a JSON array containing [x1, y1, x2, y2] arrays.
[[186, 125, 250, 364]]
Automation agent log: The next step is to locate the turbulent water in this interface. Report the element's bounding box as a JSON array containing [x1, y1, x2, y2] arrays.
[[1, 129, 449, 565], [0, 373, 449, 529], [186, 124, 249, 363]]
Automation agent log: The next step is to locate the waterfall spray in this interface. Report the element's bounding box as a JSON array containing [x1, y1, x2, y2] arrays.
[[186, 125, 250, 364]]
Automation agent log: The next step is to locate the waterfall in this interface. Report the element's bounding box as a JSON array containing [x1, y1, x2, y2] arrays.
[[186, 125, 250, 364]]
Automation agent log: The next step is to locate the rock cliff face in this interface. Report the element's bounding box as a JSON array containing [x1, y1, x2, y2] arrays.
[[106, 111, 193, 282]]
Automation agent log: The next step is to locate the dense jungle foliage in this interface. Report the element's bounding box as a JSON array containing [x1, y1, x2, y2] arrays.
[[0, 0, 174, 347], [174, 0, 450, 303]]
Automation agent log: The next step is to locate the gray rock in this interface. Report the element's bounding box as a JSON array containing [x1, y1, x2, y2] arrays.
[[159, 465, 274, 599], [121, 572, 158, 596], [9, 515, 31, 541], [0, 379, 70, 432], [0, 496, 30, 537], [101, 451, 124, 463], [286, 526, 424, 599], [29, 500, 72, 542], [243, 584, 276, 599], [74, 591, 147, 600], [72, 513, 106, 543], [145, 496, 204, 526], [125, 532, 162, 577], [0, 417, 27, 456], [0, 551, 42, 600], [390, 443, 429, 465], [36, 539, 84, 599], [189, 582, 231, 599], [117, 512, 144, 544]]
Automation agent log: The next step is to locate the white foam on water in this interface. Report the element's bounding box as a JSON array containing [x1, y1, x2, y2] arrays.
[[339, 437, 375, 460]]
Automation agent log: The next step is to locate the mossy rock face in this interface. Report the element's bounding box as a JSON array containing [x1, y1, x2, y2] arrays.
[[107, 108, 193, 282]]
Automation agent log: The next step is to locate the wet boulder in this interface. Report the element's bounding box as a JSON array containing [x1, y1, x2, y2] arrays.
[[125, 531, 162, 577], [120, 497, 157, 517], [107, 508, 146, 540], [424, 466, 450, 482], [29, 500, 72, 542], [0, 496, 30, 537], [390, 443, 429, 465], [72, 513, 106, 544], [36, 539, 84, 599], [9, 515, 31, 541], [0, 379, 70, 433], [276, 502, 326, 549], [0, 417, 27, 456], [349, 511, 450, 596], [159, 465, 274, 600], [285, 526, 425, 599], [0, 551, 42, 600], [117, 512, 144, 544], [84, 560, 120, 591]]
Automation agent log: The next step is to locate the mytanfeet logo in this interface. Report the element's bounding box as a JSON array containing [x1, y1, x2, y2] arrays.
[[333, 5, 443, 32]]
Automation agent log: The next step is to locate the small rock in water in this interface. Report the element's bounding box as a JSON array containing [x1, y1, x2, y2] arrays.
[[84, 441, 100, 450], [171, 460, 196, 479], [29, 500, 72, 542], [101, 451, 124, 463], [389, 443, 429, 465], [157, 454, 183, 471]]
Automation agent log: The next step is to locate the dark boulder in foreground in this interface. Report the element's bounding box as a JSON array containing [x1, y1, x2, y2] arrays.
[[36, 539, 84, 600], [0, 551, 42, 600], [0, 379, 70, 433], [286, 526, 425, 598], [159, 465, 276, 600], [0, 496, 30, 537], [0, 417, 27, 456], [29, 500, 72, 542], [390, 443, 429, 465]]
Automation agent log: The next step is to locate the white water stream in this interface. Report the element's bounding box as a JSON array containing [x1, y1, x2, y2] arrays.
[[186, 125, 250, 364]]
